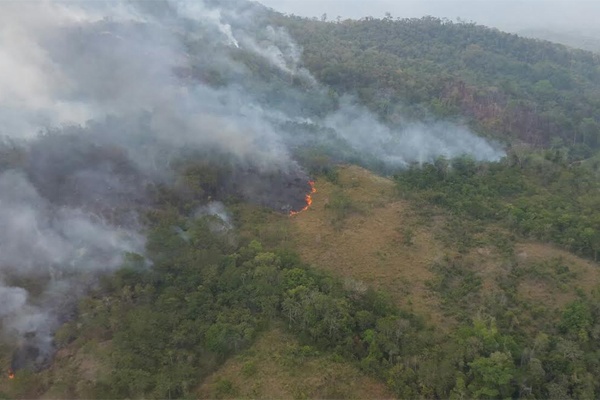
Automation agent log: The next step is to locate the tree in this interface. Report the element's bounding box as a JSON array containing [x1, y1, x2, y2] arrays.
[[579, 118, 600, 148], [560, 300, 592, 341], [468, 351, 517, 398]]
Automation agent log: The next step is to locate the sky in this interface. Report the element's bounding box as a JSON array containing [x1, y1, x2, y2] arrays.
[[258, 0, 600, 36]]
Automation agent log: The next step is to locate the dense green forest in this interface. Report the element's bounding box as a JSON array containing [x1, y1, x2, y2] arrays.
[[3, 6, 600, 400], [276, 15, 600, 155], [395, 153, 600, 260]]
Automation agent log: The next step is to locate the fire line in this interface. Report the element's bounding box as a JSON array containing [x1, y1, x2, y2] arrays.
[[8, 369, 14, 379], [290, 181, 316, 216]]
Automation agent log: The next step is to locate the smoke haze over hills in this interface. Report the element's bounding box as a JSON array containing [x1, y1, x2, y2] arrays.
[[0, 0, 503, 368]]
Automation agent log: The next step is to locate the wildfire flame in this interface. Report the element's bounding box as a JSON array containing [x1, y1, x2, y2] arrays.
[[8, 369, 14, 379], [290, 181, 316, 216]]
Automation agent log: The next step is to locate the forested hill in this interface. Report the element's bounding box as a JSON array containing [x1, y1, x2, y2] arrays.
[[4, 2, 600, 399], [275, 15, 600, 154]]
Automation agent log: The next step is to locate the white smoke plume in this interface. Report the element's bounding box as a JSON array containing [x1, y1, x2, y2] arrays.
[[324, 100, 504, 166], [195, 201, 233, 227]]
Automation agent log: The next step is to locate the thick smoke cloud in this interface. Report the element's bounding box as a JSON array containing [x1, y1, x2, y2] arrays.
[[0, 171, 144, 365], [1, 0, 502, 168], [0, 0, 503, 367]]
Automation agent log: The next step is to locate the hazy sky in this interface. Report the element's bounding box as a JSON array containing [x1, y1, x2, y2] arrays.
[[258, 0, 600, 35]]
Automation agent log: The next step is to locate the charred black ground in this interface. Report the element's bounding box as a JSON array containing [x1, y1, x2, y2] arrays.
[[10, 333, 52, 374]]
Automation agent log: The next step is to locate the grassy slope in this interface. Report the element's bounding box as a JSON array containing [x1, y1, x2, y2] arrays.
[[290, 166, 600, 327], [290, 166, 447, 326], [515, 242, 600, 308], [197, 326, 392, 399]]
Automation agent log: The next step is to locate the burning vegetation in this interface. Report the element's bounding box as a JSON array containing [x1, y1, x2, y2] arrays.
[[8, 334, 52, 378], [290, 181, 316, 216]]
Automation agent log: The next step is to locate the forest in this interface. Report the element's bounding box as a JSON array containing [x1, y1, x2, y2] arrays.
[[276, 14, 600, 154], [1, 1, 600, 399]]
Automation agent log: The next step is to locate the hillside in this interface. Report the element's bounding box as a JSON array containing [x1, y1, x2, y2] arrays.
[[197, 327, 392, 399], [290, 166, 447, 325], [1, 1, 600, 399], [4, 161, 600, 399], [277, 15, 600, 154]]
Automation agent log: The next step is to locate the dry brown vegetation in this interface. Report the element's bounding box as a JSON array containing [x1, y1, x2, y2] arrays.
[[290, 166, 600, 327], [515, 242, 600, 308], [290, 165, 449, 326]]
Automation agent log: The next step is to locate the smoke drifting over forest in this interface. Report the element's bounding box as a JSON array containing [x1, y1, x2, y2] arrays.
[[0, 0, 503, 367]]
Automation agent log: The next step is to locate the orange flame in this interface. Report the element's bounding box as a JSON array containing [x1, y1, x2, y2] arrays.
[[290, 181, 316, 216], [8, 369, 14, 379]]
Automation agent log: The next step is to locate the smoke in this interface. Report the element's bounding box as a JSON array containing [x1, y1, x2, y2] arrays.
[[323, 100, 504, 167], [0, 0, 504, 368], [0, 171, 144, 364], [195, 202, 233, 227]]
